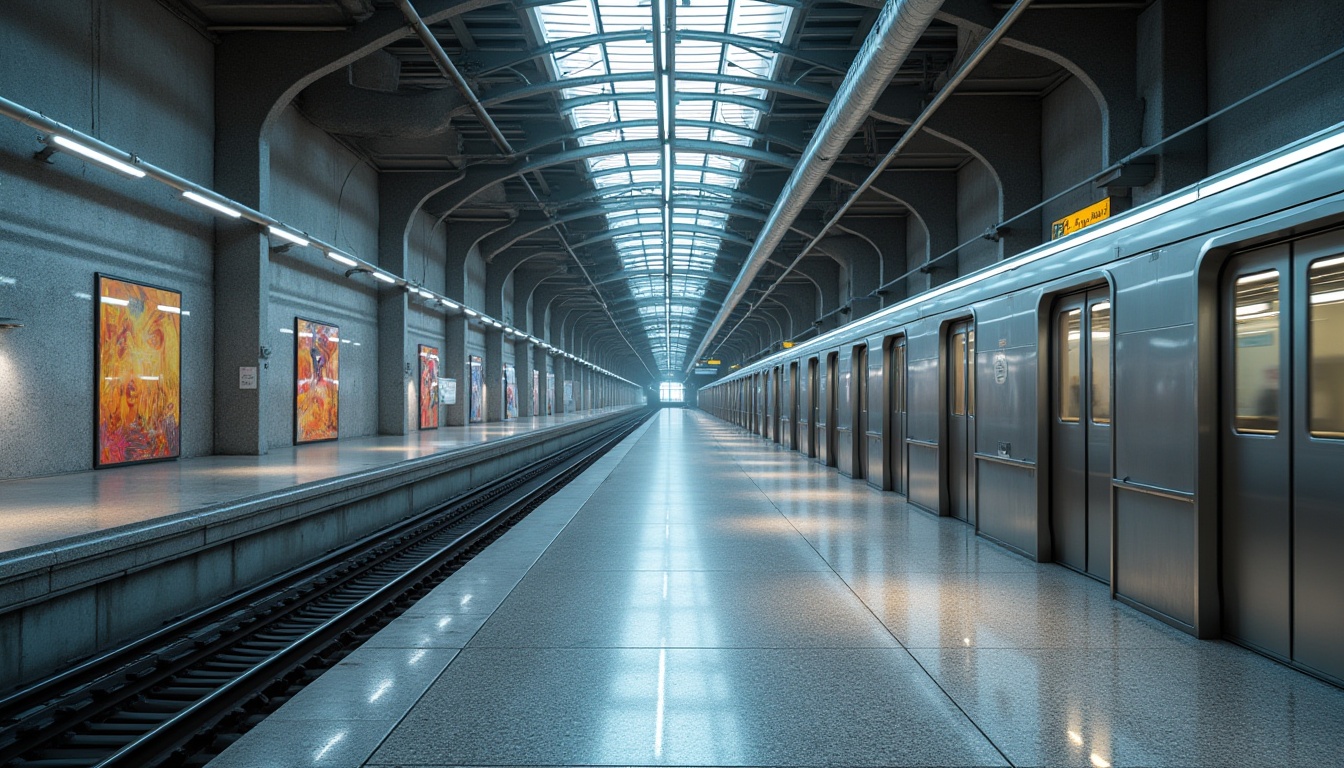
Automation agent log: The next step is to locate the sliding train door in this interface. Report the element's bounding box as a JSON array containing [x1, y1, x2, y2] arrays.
[[786, 361, 799, 450], [772, 366, 782, 443], [802, 357, 818, 457], [819, 352, 838, 466], [1223, 232, 1344, 683], [1051, 288, 1113, 581], [888, 336, 907, 495], [947, 321, 975, 523], [854, 345, 868, 481]]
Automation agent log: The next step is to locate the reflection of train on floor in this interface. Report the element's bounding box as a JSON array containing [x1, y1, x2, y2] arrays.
[[700, 126, 1344, 686]]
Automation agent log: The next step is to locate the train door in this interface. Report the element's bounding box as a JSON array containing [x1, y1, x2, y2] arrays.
[[804, 357, 819, 457], [947, 321, 975, 523], [762, 371, 771, 439], [819, 352, 838, 466], [787, 361, 799, 450], [1222, 233, 1344, 684], [854, 345, 868, 480], [836, 351, 854, 475], [888, 336, 907, 495], [1050, 288, 1113, 581], [772, 366, 783, 443]]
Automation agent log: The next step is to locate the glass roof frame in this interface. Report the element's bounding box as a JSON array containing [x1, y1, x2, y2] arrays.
[[533, 0, 793, 371]]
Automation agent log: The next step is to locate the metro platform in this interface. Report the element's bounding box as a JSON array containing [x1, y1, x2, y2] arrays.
[[0, 407, 639, 687], [206, 408, 1344, 768], [0, 407, 636, 558]]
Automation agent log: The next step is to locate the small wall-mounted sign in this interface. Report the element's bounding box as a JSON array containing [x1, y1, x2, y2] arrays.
[[1051, 197, 1111, 240], [239, 366, 258, 390], [993, 352, 1008, 385], [440, 377, 457, 405]]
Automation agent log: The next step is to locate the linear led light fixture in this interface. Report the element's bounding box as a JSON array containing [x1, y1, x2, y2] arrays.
[[326, 250, 358, 268], [370, 271, 397, 285], [50, 135, 146, 178], [440, 298, 460, 310], [182, 190, 242, 219], [417, 288, 434, 299], [463, 308, 478, 317], [267, 226, 310, 247]]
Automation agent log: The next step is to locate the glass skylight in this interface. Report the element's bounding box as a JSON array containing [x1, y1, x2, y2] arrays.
[[533, 0, 792, 370]]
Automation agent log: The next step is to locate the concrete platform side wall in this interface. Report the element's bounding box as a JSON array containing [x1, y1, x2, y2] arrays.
[[0, 408, 644, 690], [266, 106, 380, 448], [1207, 0, 1344, 174], [0, 0, 215, 480], [1039, 76, 1104, 236]]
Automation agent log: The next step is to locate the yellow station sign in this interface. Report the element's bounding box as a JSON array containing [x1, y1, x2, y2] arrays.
[[706, 359, 721, 366], [782, 341, 795, 348], [1051, 197, 1111, 240]]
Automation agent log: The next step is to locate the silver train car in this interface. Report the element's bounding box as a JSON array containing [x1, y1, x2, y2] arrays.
[[700, 125, 1344, 686]]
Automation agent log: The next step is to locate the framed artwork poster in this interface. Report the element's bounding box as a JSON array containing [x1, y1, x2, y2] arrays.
[[504, 364, 518, 419], [295, 317, 340, 443], [95, 274, 182, 468], [532, 369, 539, 416], [418, 345, 440, 429], [469, 355, 484, 423]]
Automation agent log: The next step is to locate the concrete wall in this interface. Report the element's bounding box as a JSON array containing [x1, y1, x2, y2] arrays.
[[1207, 0, 1344, 172], [0, 0, 214, 479], [1040, 76, 1104, 237], [956, 159, 1000, 275], [266, 106, 380, 449], [407, 210, 448, 429]]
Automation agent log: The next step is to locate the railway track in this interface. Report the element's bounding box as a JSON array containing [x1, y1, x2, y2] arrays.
[[0, 411, 649, 768]]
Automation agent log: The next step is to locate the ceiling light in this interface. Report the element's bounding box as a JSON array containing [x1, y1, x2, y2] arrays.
[[417, 288, 434, 299], [183, 190, 242, 218], [371, 271, 397, 284], [267, 226, 310, 247], [441, 298, 460, 309], [463, 308, 478, 317], [326, 250, 358, 267], [51, 135, 146, 178]]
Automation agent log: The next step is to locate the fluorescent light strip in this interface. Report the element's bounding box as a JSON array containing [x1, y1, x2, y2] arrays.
[[371, 271, 397, 284], [268, 226, 310, 247], [463, 309, 478, 317], [51, 135, 146, 178], [182, 190, 242, 219], [441, 299, 460, 309], [417, 288, 434, 299], [326, 251, 358, 267]]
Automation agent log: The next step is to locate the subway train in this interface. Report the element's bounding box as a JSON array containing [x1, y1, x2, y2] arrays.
[[700, 124, 1344, 687]]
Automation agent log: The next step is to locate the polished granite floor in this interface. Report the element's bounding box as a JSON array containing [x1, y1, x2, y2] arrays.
[[0, 407, 634, 556], [208, 409, 1344, 768]]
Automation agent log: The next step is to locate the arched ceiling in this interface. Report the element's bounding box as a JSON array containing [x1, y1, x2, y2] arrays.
[[174, 0, 1117, 375]]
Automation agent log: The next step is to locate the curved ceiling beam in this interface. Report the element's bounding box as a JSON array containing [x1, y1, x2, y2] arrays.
[[550, 181, 772, 210], [515, 118, 807, 157], [479, 200, 770, 259], [465, 29, 849, 79], [569, 223, 753, 251], [433, 138, 828, 216]]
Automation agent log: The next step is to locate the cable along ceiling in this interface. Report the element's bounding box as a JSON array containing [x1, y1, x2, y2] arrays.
[[533, 0, 792, 371]]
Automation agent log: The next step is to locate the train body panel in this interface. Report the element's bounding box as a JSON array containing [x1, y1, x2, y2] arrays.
[[698, 125, 1344, 685]]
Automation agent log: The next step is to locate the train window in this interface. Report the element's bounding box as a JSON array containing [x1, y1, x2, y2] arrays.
[[951, 331, 966, 416], [1091, 302, 1111, 424], [1233, 270, 1280, 434], [1309, 256, 1344, 438], [1059, 309, 1082, 422]]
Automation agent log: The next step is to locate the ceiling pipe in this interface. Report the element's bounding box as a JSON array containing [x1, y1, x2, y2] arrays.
[[394, 0, 658, 380], [684, 0, 945, 372], [707, 0, 1034, 366]]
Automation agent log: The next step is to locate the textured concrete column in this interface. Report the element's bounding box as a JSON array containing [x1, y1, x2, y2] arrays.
[[377, 172, 459, 435], [840, 217, 909, 309], [212, 58, 273, 455]]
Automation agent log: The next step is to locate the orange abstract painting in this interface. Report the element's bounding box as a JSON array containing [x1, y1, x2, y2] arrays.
[[96, 274, 182, 468], [295, 317, 340, 443], [418, 344, 440, 429]]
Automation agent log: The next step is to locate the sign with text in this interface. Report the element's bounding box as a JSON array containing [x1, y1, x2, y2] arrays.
[[693, 367, 717, 376], [1051, 197, 1111, 240]]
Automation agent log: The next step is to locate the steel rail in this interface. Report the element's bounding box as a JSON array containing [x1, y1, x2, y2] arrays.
[[0, 412, 648, 768]]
